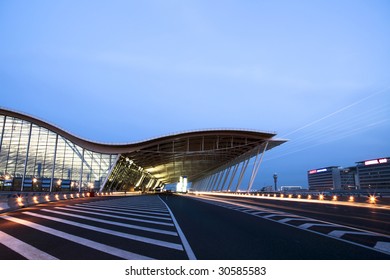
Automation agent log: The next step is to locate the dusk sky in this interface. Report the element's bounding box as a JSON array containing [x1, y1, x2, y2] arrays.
[[1, 0, 389, 188]]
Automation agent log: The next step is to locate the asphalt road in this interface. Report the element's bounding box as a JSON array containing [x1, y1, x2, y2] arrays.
[[0, 193, 389, 260], [199, 194, 390, 235], [162, 194, 390, 259]]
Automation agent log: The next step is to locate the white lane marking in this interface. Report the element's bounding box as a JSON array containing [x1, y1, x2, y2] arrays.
[[374, 242, 390, 253], [298, 223, 336, 229], [0, 215, 153, 260], [58, 206, 174, 226], [24, 211, 183, 251], [190, 195, 390, 255], [329, 230, 376, 238], [278, 218, 311, 223], [81, 203, 169, 214], [76, 204, 171, 216], [42, 209, 177, 236], [0, 230, 58, 260], [158, 196, 197, 260], [67, 205, 172, 221]]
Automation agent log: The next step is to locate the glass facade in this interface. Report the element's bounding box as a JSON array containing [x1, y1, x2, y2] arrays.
[[0, 114, 117, 192]]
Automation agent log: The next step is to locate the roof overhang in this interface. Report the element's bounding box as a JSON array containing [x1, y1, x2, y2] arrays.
[[1, 107, 287, 185]]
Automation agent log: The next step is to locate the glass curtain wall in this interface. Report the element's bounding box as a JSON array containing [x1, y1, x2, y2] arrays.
[[0, 114, 117, 192]]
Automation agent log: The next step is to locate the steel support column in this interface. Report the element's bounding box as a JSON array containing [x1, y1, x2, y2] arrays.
[[247, 142, 269, 192], [235, 158, 250, 192]]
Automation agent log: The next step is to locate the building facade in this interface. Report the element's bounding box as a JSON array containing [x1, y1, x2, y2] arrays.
[[356, 157, 390, 190], [0, 114, 117, 192], [0, 108, 286, 193], [308, 157, 389, 191], [307, 166, 341, 191]]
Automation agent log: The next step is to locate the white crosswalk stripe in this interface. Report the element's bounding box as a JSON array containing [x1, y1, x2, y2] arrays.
[[0, 230, 58, 260], [1, 215, 153, 260], [0, 195, 193, 260]]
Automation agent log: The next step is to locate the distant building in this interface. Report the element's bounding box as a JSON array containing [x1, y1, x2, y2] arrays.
[[339, 167, 358, 190], [308, 157, 390, 191], [280, 186, 304, 191], [356, 157, 390, 190], [308, 166, 341, 191]]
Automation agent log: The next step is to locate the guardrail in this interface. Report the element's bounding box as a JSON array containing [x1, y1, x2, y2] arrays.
[[0, 191, 114, 213], [191, 191, 390, 206]]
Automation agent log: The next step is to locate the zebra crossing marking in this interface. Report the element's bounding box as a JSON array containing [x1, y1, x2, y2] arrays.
[[41, 208, 177, 236], [0, 215, 153, 260], [0, 230, 58, 260]]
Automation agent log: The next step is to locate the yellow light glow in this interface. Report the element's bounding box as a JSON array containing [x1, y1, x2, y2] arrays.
[[307, 195, 312, 199], [70, 194, 74, 198], [332, 195, 337, 201], [319, 194, 324, 200], [76, 193, 80, 198], [33, 196, 38, 203], [55, 194, 59, 200], [369, 196, 377, 204], [57, 179, 62, 185], [17, 197, 22, 203], [297, 194, 301, 199], [32, 178, 38, 183], [280, 194, 284, 198], [288, 194, 292, 198], [45, 195, 50, 201], [349, 196, 354, 202]]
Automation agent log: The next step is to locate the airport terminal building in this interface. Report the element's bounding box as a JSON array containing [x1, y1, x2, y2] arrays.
[[0, 108, 286, 193]]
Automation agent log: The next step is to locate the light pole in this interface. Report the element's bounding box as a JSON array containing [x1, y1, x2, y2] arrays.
[[273, 173, 278, 191]]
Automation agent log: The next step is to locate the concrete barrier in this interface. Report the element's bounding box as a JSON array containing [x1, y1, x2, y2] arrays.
[[0, 192, 91, 213]]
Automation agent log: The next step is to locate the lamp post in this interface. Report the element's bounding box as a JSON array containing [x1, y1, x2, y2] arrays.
[[273, 173, 278, 191]]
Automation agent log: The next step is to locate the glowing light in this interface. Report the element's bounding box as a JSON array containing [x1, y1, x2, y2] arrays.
[[365, 158, 388, 166], [349, 196, 354, 202], [17, 197, 23, 203], [45, 195, 50, 201], [55, 194, 59, 200], [319, 194, 324, 200], [332, 195, 338, 201], [369, 196, 377, 204], [280, 194, 284, 198], [307, 195, 312, 199], [33, 196, 38, 203], [70, 194, 74, 199], [273, 194, 277, 197], [288, 194, 292, 198], [267, 194, 270, 197], [82, 193, 85, 197], [57, 179, 62, 185], [297, 194, 301, 199], [32, 178, 38, 183]]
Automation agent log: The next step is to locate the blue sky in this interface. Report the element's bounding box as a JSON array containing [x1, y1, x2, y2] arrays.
[[1, 0, 389, 188]]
